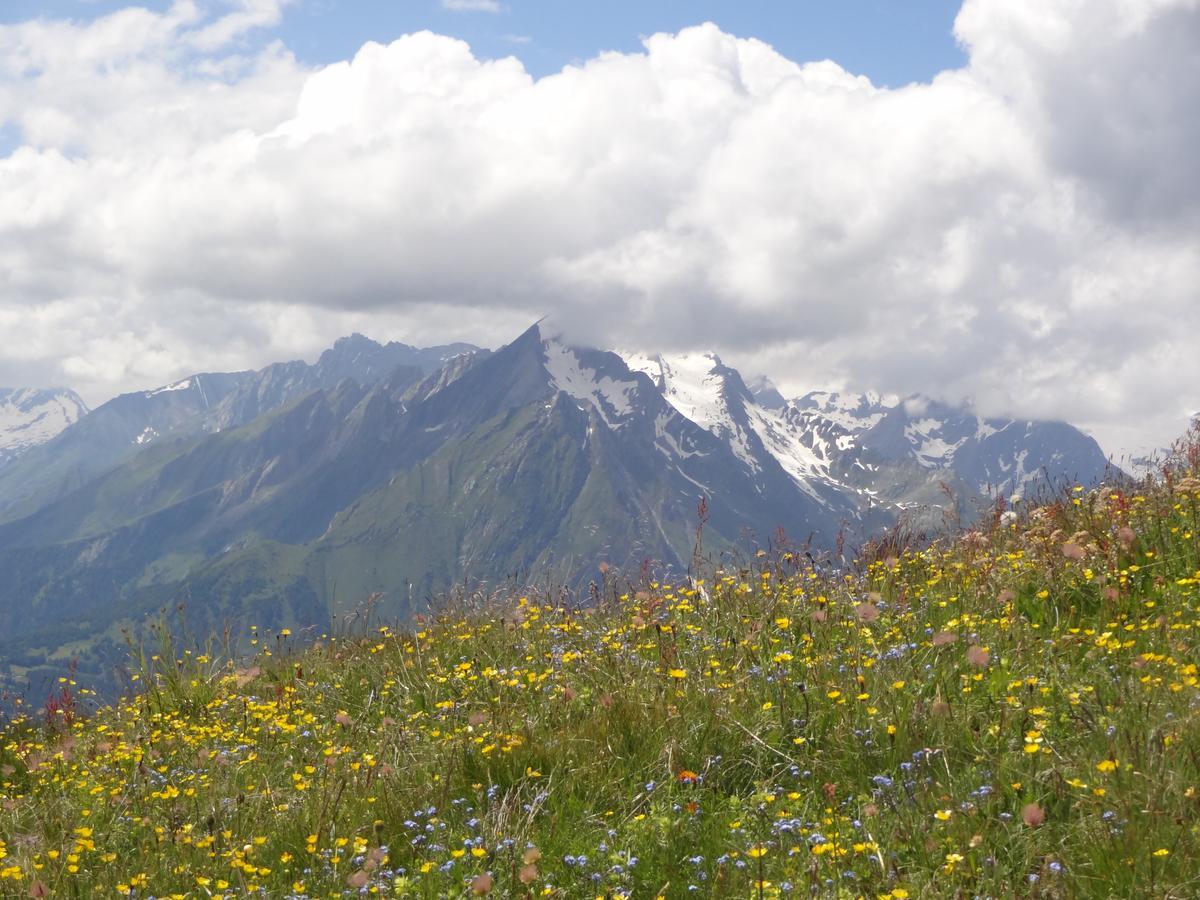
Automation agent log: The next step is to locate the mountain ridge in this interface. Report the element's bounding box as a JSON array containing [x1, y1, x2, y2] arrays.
[[0, 338, 481, 523]]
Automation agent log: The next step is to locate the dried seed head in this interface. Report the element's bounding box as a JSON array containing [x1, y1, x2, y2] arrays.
[[966, 645, 990, 667], [470, 873, 494, 895], [854, 602, 880, 622]]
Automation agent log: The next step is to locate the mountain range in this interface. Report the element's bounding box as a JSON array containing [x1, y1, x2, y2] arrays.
[[0, 325, 1115, 698]]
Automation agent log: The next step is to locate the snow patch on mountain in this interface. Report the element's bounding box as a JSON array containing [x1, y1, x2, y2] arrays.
[[146, 378, 193, 397], [0, 388, 89, 460], [620, 353, 730, 432], [653, 353, 767, 471], [542, 340, 639, 427], [905, 417, 966, 467], [796, 390, 896, 432], [620, 351, 847, 500], [745, 405, 833, 501], [618, 351, 662, 384]]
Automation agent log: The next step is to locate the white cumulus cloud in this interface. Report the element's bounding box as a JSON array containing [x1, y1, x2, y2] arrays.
[[0, 0, 1196, 459]]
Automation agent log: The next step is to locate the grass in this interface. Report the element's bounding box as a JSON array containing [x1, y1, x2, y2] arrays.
[[1, 428, 1200, 898]]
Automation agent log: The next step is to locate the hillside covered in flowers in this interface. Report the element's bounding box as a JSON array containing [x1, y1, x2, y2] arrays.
[[2, 430, 1199, 898]]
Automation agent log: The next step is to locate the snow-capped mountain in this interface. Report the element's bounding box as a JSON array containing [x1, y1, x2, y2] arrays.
[[623, 354, 953, 519], [793, 391, 1112, 498], [0, 387, 89, 464], [535, 334, 848, 544], [793, 389, 898, 432], [618, 352, 1112, 516], [621, 352, 852, 502]]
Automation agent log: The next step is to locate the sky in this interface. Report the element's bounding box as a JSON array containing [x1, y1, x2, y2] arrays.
[[0, 1, 968, 86], [0, 0, 1197, 460]]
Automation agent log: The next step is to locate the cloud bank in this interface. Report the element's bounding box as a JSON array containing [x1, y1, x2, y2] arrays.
[[0, 0, 1196, 456]]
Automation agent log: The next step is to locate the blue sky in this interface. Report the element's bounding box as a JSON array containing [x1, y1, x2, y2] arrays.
[[2, 0, 967, 85]]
